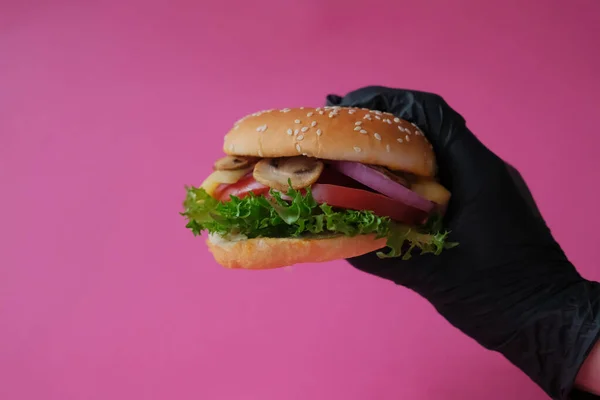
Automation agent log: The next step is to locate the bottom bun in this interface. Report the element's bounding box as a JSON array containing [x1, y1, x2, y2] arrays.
[[206, 234, 387, 269]]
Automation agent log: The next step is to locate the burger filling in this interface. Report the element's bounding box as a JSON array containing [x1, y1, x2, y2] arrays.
[[182, 156, 456, 259]]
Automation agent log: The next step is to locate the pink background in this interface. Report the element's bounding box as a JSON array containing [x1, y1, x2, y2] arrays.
[[1, 1, 599, 399]]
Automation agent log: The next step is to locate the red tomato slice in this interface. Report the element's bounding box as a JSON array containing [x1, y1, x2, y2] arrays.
[[311, 184, 428, 224], [214, 174, 270, 201]]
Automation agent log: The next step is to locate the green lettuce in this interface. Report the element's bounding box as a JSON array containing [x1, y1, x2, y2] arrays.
[[181, 185, 456, 260]]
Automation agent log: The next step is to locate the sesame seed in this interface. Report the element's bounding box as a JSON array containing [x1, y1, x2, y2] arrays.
[[394, 118, 400, 123], [411, 122, 418, 128], [256, 124, 268, 132], [363, 114, 372, 120], [360, 129, 367, 134], [294, 129, 299, 135], [386, 119, 392, 124], [375, 116, 381, 120], [296, 144, 302, 152], [294, 119, 301, 124], [316, 129, 322, 136], [286, 129, 293, 135], [353, 146, 361, 152], [281, 108, 291, 113], [311, 121, 317, 127], [374, 133, 382, 140], [297, 134, 304, 141], [386, 144, 391, 152], [300, 107, 305, 109], [405, 135, 411, 142], [307, 112, 313, 117], [315, 107, 321, 111], [302, 153, 308, 156], [398, 125, 404, 132], [301, 126, 308, 132], [328, 112, 337, 118], [397, 138, 403, 143], [355, 121, 362, 126], [354, 127, 362, 131], [348, 109, 356, 114], [375, 111, 382, 115], [319, 111, 324, 115]]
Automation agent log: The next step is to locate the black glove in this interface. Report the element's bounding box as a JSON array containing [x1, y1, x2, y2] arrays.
[[326, 86, 600, 400]]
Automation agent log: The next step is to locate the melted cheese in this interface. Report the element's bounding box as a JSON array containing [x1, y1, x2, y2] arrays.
[[201, 167, 252, 196], [410, 178, 451, 206]]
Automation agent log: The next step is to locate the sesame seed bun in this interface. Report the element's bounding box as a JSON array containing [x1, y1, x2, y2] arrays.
[[223, 106, 436, 177], [207, 233, 387, 269]]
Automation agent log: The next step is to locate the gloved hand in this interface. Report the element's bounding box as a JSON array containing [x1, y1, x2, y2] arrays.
[[326, 86, 600, 400]]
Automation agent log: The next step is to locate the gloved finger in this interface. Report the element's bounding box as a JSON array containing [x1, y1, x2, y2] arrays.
[[505, 163, 544, 222], [326, 86, 508, 205], [344, 250, 440, 288]]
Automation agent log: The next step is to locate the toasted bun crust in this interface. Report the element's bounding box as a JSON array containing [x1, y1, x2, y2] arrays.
[[223, 107, 436, 177], [207, 234, 387, 269]]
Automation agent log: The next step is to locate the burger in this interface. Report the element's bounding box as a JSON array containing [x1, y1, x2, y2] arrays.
[[181, 106, 456, 269]]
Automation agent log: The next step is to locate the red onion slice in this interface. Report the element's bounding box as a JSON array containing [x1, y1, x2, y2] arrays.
[[330, 161, 435, 213]]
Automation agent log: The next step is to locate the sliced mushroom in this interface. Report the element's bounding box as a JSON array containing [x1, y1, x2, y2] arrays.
[[370, 165, 410, 188], [213, 155, 257, 171], [253, 156, 324, 191]]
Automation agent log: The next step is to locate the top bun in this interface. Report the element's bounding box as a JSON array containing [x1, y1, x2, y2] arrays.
[[222, 106, 436, 177]]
